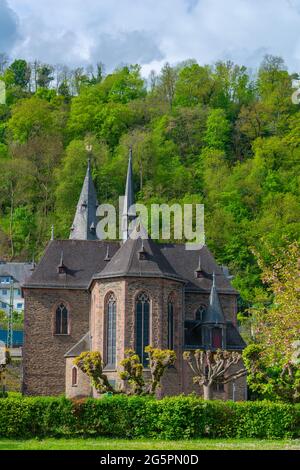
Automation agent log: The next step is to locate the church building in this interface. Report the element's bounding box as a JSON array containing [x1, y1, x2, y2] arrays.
[[22, 151, 246, 400]]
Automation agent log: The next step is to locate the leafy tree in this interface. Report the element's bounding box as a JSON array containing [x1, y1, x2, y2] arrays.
[[36, 64, 54, 89], [157, 63, 178, 111], [253, 242, 300, 361], [243, 343, 300, 403], [174, 64, 214, 107], [204, 108, 230, 150], [7, 97, 59, 143], [6, 60, 31, 90]]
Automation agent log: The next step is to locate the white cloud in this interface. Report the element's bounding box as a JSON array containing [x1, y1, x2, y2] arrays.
[[3, 0, 300, 73]]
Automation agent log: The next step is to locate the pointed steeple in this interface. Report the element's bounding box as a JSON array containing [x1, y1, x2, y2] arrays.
[[122, 147, 136, 242], [202, 273, 225, 324], [69, 159, 99, 240]]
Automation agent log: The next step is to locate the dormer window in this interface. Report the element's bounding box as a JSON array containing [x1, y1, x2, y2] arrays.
[[57, 251, 67, 274], [195, 255, 204, 278], [196, 270, 204, 279], [138, 240, 147, 261]]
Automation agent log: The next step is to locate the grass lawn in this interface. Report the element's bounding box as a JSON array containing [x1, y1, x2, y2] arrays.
[[0, 438, 300, 450]]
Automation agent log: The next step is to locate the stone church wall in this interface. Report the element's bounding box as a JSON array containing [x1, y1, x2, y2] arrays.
[[23, 288, 90, 396]]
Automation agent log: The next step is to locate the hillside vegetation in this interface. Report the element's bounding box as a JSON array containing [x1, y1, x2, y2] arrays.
[[0, 55, 299, 307]]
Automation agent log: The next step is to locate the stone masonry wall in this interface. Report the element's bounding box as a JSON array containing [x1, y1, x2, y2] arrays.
[[23, 288, 90, 396], [65, 358, 92, 399], [90, 277, 184, 396]]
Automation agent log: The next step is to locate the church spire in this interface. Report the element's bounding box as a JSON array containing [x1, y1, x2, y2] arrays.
[[122, 147, 136, 242], [202, 273, 225, 325], [69, 157, 99, 240]]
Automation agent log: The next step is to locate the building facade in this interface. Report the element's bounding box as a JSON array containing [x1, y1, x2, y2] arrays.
[[0, 262, 34, 314], [23, 154, 246, 400]]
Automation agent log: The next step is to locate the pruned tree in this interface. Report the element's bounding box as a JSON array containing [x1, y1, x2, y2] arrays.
[[74, 351, 115, 394], [119, 349, 145, 395], [120, 347, 176, 395], [183, 349, 247, 400], [146, 346, 176, 394]]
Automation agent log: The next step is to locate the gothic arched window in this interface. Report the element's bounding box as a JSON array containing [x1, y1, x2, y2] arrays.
[[135, 293, 150, 367], [168, 301, 174, 350], [195, 305, 206, 321], [55, 303, 69, 335], [106, 293, 117, 368], [72, 366, 78, 387]]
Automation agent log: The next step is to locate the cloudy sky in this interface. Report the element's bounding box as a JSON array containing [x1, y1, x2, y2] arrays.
[[1, 0, 300, 74]]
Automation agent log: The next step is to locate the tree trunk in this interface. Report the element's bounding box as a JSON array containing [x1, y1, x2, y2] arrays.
[[203, 384, 213, 400]]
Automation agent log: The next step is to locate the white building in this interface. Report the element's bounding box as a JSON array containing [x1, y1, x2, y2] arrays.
[[0, 262, 34, 313]]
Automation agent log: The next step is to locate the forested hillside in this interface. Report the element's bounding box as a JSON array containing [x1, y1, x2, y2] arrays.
[[0, 55, 299, 307]]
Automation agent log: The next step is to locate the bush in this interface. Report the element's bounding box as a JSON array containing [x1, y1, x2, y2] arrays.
[[0, 395, 299, 439]]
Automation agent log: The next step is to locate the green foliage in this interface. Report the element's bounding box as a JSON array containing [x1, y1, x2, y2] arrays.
[[203, 108, 230, 150], [74, 352, 115, 394], [120, 349, 145, 395], [146, 346, 176, 394], [243, 342, 300, 403], [0, 54, 299, 308], [120, 348, 176, 395], [0, 396, 298, 439], [6, 60, 31, 89]]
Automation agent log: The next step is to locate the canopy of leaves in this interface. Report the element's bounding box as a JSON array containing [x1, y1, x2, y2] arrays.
[[0, 54, 298, 314]]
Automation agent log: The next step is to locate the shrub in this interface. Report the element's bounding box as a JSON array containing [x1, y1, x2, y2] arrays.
[[0, 395, 299, 439]]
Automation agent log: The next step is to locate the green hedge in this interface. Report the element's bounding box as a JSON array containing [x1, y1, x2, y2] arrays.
[[0, 395, 299, 439]]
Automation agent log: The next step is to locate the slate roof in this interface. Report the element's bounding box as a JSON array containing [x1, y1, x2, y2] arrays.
[[69, 160, 99, 241], [160, 243, 238, 294], [23, 240, 237, 294], [23, 240, 120, 289], [64, 332, 90, 358], [0, 262, 34, 287], [93, 236, 185, 283]]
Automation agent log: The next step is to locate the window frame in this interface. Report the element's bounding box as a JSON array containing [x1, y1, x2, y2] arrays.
[[54, 302, 70, 336], [167, 300, 174, 350], [71, 366, 78, 387], [195, 305, 206, 321], [106, 292, 117, 369], [135, 292, 150, 368]]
